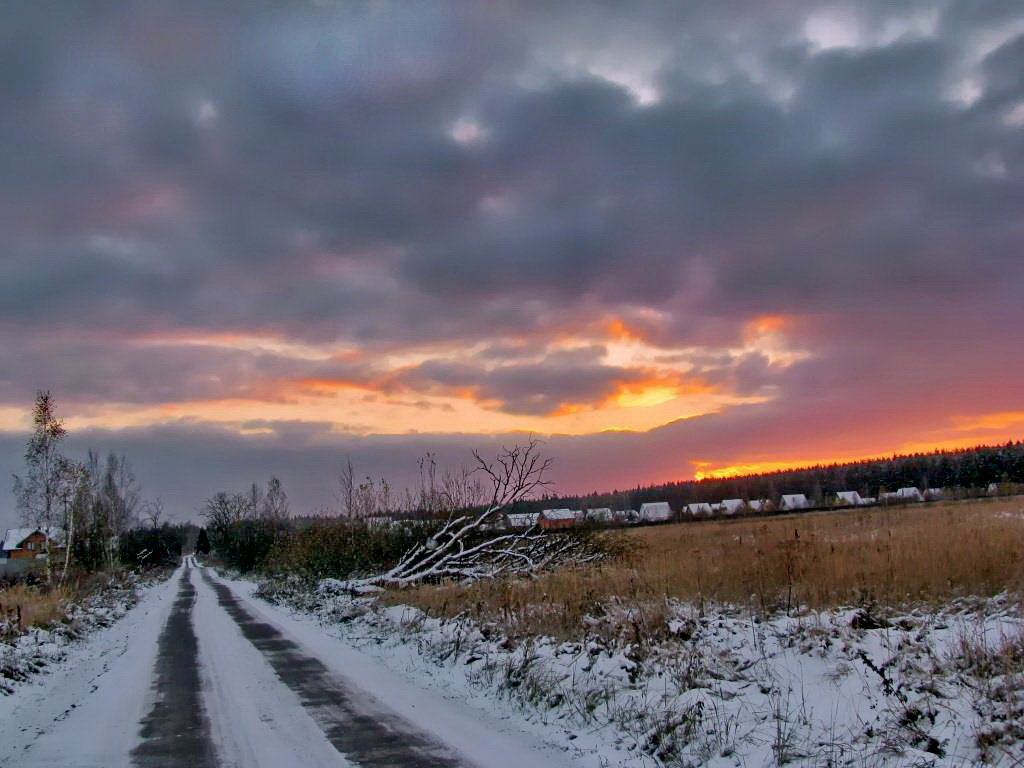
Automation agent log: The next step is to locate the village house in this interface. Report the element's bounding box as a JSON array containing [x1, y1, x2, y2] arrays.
[[780, 494, 809, 510], [718, 499, 745, 515], [686, 502, 714, 517], [585, 508, 614, 523], [1, 527, 63, 560], [882, 487, 924, 503], [638, 502, 672, 522], [539, 509, 578, 530], [835, 491, 866, 506], [506, 512, 540, 529], [747, 499, 770, 512]]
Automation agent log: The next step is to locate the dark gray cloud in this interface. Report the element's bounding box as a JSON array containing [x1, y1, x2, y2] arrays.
[[0, 0, 1022, 520]]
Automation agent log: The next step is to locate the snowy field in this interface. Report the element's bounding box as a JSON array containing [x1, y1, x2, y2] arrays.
[[258, 576, 1024, 767]]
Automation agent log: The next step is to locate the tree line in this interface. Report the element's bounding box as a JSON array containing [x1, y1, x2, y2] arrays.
[[519, 441, 1024, 514]]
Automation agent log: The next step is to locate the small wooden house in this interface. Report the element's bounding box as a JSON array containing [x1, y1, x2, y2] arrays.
[[1, 528, 61, 560], [539, 509, 578, 530]]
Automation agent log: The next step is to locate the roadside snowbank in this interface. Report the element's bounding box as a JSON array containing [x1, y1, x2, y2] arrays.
[[257, 577, 1024, 767]]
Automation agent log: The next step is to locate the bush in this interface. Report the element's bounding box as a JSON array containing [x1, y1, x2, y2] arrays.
[[267, 518, 440, 582]]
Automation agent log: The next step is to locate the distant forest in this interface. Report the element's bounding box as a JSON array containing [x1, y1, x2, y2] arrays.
[[516, 441, 1024, 514]]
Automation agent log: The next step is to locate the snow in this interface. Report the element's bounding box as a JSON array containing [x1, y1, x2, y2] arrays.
[[258, 577, 1024, 767], [541, 508, 578, 521], [224, 573, 599, 768], [0, 572, 174, 765]]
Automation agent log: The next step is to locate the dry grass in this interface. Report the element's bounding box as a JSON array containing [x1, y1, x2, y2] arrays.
[[0, 583, 75, 635], [390, 496, 1024, 639]]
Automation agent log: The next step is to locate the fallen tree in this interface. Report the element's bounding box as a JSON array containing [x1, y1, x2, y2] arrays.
[[350, 439, 605, 588]]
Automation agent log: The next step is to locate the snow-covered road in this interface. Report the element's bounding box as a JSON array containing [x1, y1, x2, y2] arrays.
[[0, 558, 581, 768]]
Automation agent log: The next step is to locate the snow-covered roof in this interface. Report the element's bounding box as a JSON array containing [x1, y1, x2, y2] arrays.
[[686, 502, 713, 514], [2, 528, 36, 551], [836, 491, 863, 504], [780, 494, 809, 508], [639, 502, 672, 520], [0, 527, 61, 551], [747, 499, 768, 511], [541, 508, 578, 521], [586, 508, 613, 520], [719, 499, 745, 513], [506, 512, 539, 527]]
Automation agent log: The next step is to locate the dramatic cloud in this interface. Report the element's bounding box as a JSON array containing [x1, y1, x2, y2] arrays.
[[1, 0, 1022, 522]]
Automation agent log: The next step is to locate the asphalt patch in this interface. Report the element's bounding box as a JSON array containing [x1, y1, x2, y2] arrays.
[[131, 567, 217, 768]]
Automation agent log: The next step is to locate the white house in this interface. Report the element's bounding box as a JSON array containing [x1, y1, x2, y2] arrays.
[[881, 487, 924, 503], [639, 502, 672, 522], [586, 508, 614, 523], [895, 487, 924, 502], [506, 512, 540, 528], [780, 494, 809, 510], [747, 499, 769, 512], [718, 499, 745, 515], [686, 502, 714, 516], [835, 491, 866, 506]]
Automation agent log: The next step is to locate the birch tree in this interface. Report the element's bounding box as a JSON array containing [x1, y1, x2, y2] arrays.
[[13, 391, 67, 583]]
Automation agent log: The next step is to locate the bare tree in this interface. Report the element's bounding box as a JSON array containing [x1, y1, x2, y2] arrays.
[[337, 456, 356, 517], [142, 497, 165, 529], [261, 476, 290, 521], [351, 439, 603, 588]]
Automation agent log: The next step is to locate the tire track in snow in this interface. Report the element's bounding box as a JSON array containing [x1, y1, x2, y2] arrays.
[[199, 568, 469, 768], [131, 562, 217, 768]]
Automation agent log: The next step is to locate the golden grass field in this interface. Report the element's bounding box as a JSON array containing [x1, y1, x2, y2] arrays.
[[393, 496, 1024, 639]]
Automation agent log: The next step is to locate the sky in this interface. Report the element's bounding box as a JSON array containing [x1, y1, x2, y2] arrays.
[[2, 0, 1023, 524]]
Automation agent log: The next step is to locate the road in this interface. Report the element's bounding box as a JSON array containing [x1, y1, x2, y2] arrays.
[[0, 558, 579, 768]]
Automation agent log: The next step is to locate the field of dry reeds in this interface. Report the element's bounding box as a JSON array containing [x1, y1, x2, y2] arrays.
[[391, 496, 1024, 639]]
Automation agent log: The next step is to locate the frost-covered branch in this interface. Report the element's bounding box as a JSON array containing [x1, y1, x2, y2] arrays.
[[349, 440, 600, 587]]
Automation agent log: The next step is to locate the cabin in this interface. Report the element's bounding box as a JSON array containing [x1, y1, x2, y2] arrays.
[[780, 494, 809, 510], [506, 512, 540, 529], [895, 487, 924, 502], [638, 502, 672, 522], [718, 499, 745, 516], [1, 528, 62, 560], [747, 499, 770, 513], [619, 509, 640, 524], [585, 508, 614, 523], [835, 491, 866, 506], [686, 502, 714, 517], [539, 509, 578, 530]]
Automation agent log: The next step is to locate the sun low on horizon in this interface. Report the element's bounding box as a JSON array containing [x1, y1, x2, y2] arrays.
[[1, 0, 1023, 511]]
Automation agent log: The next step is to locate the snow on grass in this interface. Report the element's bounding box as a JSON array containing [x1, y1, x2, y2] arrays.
[[257, 577, 1024, 766], [0, 573, 147, 695]]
